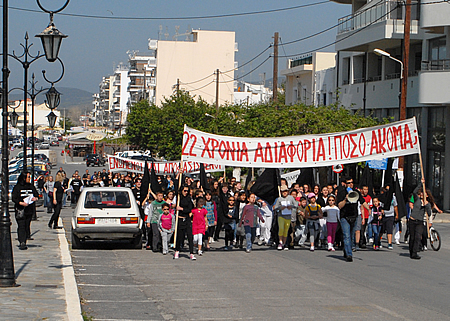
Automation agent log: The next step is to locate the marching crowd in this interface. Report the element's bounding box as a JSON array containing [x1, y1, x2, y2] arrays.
[[13, 166, 440, 262]]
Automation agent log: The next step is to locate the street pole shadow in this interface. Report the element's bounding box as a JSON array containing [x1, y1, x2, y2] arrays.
[[15, 259, 31, 278]]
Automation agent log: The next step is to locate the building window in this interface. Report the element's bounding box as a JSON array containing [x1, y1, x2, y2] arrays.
[[429, 37, 446, 61]]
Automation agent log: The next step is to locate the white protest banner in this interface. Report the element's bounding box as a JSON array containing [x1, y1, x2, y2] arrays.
[[181, 117, 420, 168], [107, 155, 224, 175], [281, 169, 301, 187]]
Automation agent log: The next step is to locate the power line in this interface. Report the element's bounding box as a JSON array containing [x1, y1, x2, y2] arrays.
[[277, 4, 400, 58], [179, 73, 215, 85], [4, 1, 329, 20], [221, 56, 272, 84], [221, 45, 272, 74], [280, 0, 449, 47], [182, 79, 215, 92]]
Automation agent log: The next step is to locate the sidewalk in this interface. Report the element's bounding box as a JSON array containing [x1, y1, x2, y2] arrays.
[[0, 208, 82, 321], [433, 212, 450, 223]]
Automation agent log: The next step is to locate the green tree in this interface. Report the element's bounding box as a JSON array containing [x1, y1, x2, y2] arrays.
[[59, 116, 74, 134]]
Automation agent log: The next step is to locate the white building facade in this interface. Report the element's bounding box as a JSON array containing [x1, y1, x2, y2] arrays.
[[281, 52, 336, 106], [234, 81, 272, 105], [331, 0, 450, 209]]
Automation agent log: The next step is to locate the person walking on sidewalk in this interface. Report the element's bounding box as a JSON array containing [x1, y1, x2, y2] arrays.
[[44, 176, 55, 214], [12, 171, 39, 250], [48, 173, 66, 229]]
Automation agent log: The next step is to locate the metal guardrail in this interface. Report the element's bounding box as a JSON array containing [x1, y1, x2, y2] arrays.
[[337, 0, 418, 34], [422, 60, 450, 71]]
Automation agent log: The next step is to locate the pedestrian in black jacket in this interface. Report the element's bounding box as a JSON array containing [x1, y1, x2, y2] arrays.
[[174, 185, 195, 260], [12, 171, 39, 250], [49, 172, 66, 229]]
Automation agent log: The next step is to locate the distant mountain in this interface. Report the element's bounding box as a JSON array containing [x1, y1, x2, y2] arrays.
[[9, 87, 93, 110]]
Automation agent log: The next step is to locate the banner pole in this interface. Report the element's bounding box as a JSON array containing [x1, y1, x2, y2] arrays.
[[173, 162, 184, 251], [223, 166, 226, 183], [418, 151, 430, 238]]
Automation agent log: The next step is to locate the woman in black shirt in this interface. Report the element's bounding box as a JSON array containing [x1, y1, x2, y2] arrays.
[[49, 172, 66, 229]]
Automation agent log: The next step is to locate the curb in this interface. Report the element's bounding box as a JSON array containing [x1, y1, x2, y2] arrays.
[[58, 218, 83, 321]]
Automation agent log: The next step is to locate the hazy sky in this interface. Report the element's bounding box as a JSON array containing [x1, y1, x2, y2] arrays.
[[5, 1, 350, 94]]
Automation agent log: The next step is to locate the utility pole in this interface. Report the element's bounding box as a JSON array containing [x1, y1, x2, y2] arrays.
[[398, 0, 411, 173], [176, 78, 180, 97], [272, 32, 279, 105], [215, 69, 219, 116]]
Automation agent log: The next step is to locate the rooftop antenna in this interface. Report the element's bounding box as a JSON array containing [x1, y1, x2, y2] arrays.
[[164, 26, 169, 40], [158, 25, 162, 40], [173, 26, 180, 41], [186, 25, 191, 41]]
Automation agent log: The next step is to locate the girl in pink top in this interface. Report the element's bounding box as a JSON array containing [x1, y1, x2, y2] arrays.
[[191, 197, 208, 256]]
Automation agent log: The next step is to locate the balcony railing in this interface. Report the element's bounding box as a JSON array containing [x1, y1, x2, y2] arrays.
[[337, 0, 418, 35], [422, 59, 450, 71]]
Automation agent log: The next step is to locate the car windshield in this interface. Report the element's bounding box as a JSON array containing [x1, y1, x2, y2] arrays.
[[84, 191, 131, 209]]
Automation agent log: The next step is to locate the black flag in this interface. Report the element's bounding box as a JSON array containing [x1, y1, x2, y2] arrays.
[[394, 173, 408, 219], [244, 169, 253, 197], [140, 160, 150, 203], [295, 168, 315, 188], [150, 162, 162, 194], [383, 158, 394, 188], [250, 168, 280, 205], [199, 163, 208, 191]]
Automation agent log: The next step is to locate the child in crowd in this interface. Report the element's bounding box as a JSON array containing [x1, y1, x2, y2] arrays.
[[371, 197, 384, 250], [158, 203, 175, 255], [204, 191, 217, 250], [239, 193, 265, 253], [191, 197, 208, 256], [305, 193, 323, 251], [147, 192, 165, 252], [321, 195, 340, 251], [295, 197, 308, 247]]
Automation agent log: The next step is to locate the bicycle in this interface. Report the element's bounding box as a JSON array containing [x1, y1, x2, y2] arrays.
[[428, 211, 441, 251]]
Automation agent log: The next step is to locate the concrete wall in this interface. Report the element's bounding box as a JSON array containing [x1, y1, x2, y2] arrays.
[[421, 2, 450, 30], [155, 30, 236, 105], [419, 71, 450, 104]]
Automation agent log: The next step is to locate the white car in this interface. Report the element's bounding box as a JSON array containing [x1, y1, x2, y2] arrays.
[[71, 187, 143, 249], [39, 142, 50, 149]]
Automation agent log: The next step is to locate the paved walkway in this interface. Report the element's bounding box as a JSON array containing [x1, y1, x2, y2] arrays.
[[0, 207, 82, 321]]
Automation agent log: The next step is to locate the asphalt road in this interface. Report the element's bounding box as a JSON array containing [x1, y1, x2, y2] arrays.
[[53, 148, 450, 320]]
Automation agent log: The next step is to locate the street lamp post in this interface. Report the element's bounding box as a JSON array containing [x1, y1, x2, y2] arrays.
[[0, 0, 70, 288], [374, 48, 404, 119], [374, 48, 406, 183]]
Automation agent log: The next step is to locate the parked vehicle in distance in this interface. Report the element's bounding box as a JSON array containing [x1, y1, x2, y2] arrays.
[[129, 155, 155, 162], [50, 140, 59, 146], [86, 154, 105, 167], [39, 142, 50, 149], [71, 187, 142, 249]]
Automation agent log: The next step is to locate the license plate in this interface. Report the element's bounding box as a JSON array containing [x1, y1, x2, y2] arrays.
[[97, 218, 119, 224]]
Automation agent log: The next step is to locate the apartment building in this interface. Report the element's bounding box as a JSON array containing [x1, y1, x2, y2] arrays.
[[112, 63, 130, 128], [151, 29, 238, 105], [127, 52, 156, 106], [331, 0, 450, 209], [281, 52, 336, 106], [234, 81, 272, 105], [92, 64, 130, 129]]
